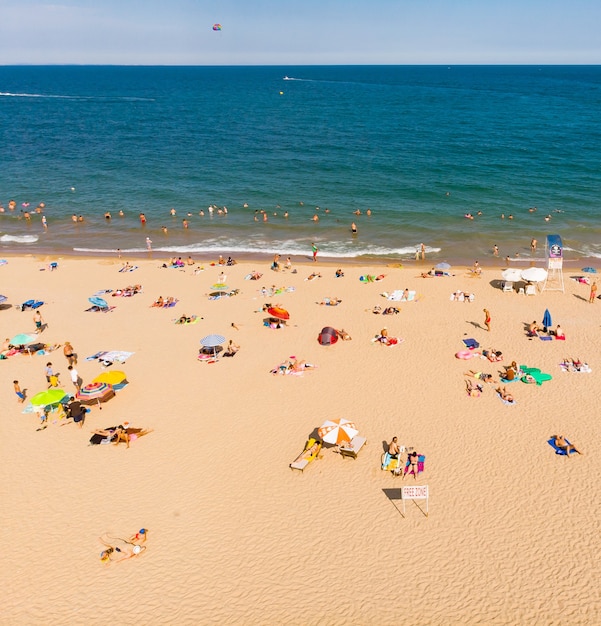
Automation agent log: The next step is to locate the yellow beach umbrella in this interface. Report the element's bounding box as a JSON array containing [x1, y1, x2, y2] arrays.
[[93, 370, 127, 386]]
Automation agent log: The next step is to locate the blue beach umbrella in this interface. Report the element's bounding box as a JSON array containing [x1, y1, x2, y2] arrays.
[[542, 309, 552, 330], [88, 296, 108, 309], [0, 294, 7, 304], [10, 332, 38, 345]]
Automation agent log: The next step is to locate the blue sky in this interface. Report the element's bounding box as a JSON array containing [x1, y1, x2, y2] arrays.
[[2, 0, 599, 65]]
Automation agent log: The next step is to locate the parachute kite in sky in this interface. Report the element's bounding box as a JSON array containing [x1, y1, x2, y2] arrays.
[[212, 24, 222, 31]]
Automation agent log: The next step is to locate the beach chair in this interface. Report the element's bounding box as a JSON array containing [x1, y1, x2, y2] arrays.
[[339, 436, 367, 459], [525, 284, 536, 296], [289, 438, 322, 472], [502, 281, 513, 293]]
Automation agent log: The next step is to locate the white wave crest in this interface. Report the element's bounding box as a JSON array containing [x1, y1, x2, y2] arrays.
[[0, 234, 39, 243]]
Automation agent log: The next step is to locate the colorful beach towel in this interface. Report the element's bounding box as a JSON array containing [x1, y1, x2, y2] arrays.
[[463, 338, 480, 350]]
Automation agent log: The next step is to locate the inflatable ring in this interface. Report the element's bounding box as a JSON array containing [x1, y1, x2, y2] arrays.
[[456, 350, 473, 359]]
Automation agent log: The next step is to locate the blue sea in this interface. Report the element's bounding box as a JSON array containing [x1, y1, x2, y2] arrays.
[[1, 65, 600, 264]]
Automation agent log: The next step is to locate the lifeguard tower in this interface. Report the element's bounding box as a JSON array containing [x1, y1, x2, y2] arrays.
[[542, 234, 564, 293]]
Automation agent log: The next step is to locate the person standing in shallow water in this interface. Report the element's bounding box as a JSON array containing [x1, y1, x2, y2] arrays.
[[312, 242, 318, 262]]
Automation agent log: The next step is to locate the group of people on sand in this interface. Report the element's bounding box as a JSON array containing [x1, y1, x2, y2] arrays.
[[527, 321, 565, 339], [99, 528, 148, 563], [271, 358, 316, 375], [151, 296, 176, 308], [386, 437, 423, 479], [111, 284, 142, 297]]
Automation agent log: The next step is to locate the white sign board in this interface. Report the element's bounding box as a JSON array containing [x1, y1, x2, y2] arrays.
[[401, 485, 429, 516]]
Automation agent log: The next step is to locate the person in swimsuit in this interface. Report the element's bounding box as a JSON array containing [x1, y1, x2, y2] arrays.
[[403, 451, 421, 480], [553, 435, 582, 456], [496, 387, 515, 403], [388, 437, 400, 458], [63, 341, 76, 366], [483, 308, 491, 332]]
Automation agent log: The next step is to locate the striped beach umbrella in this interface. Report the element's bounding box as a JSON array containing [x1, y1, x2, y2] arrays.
[[77, 382, 115, 409], [318, 418, 359, 445]]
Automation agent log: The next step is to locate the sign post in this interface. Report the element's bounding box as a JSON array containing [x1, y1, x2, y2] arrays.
[[401, 485, 429, 517], [543, 234, 564, 293]]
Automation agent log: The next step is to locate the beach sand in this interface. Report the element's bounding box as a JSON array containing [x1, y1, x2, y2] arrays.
[[1, 254, 600, 625]]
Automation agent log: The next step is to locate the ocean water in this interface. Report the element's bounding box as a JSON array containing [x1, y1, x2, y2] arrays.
[[1, 65, 600, 264]]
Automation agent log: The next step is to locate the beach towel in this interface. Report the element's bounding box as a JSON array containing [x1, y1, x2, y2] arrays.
[[547, 438, 577, 456], [85, 305, 115, 313], [521, 372, 552, 385], [174, 315, 200, 325], [162, 299, 178, 308], [463, 338, 480, 350], [559, 363, 591, 373], [496, 391, 516, 405], [539, 335, 553, 341], [118, 265, 138, 273], [387, 290, 417, 302], [99, 351, 134, 364], [381, 452, 400, 471]]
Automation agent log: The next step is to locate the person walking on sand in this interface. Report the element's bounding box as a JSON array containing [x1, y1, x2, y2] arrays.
[[483, 308, 491, 332], [33, 309, 44, 334], [14, 380, 25, 403], [146, 237, 152, 251], [589, 281, 597, 303], [63, 341, 77, 366], [68, 365, 81, 392], [312, 242, 318, 262]]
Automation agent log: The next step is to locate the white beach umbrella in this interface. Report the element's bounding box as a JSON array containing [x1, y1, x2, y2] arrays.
[[501, 268, 523, 282], [521, 267, 548, 283]]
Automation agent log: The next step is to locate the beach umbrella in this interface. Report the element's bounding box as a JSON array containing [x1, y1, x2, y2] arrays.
[[30, 388, 68, 408], [435, 262, 451, 270], [10, 332, 38, 345], [267, 306, 290, 320], [318, 418, 359, 445], [77, 381, 115, 409], [200, 334, 226, 360], [542, 309, 552, 329], [93, 370, 127, 387], [501, 268, 523, 282], [0, 294, 7, 304], [521, 267, 548, 283], [88, 296, 108, 308]]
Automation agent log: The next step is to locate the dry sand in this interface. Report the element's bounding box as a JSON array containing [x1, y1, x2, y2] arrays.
[[1, 254, 600, 625]]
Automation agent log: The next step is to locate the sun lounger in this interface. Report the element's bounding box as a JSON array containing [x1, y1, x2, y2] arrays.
[[20, 300, 44, 311], [339, 436, 367, 459], [289, 438, 322, 471], [547, 438, 578, 456], [502, 281, 513, 293]]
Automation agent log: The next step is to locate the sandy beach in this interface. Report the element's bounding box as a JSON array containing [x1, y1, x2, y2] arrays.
[[1, 252, 600, 625]]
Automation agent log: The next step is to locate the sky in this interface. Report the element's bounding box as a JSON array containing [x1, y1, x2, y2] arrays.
[[1, 0, 600, 65]]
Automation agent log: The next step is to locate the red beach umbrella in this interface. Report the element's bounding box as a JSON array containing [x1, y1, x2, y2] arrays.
[[267, 306, 289, 320]]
